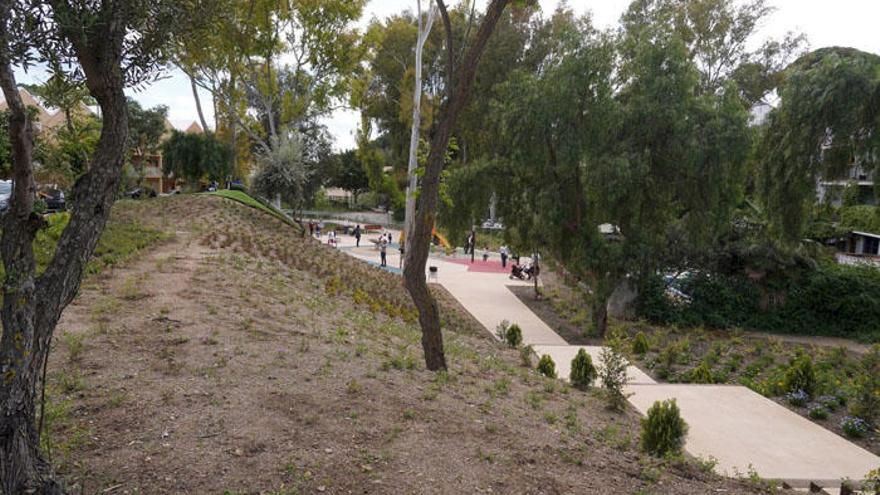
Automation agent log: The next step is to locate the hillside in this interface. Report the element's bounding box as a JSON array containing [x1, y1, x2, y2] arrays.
[[44, 195, 781, 494]]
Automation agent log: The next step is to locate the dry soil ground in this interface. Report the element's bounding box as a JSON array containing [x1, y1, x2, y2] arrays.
[[45, 196, 786, 494]]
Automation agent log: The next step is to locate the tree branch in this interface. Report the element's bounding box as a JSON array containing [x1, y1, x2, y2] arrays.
[[435, 0, 454, 97]]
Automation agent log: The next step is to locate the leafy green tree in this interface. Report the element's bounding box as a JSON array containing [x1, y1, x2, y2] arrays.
[[251, 132, 310, 211], [620, 0, 806, 104], [162, 130, 232, 189], [329, 149, 370, 204], [759, 47, 880, 242], [37, 113, 102, 186], [22, 63, 95, 132], [126, 98, 168, 156], [495, 15, 750, 336], [176, 0, 366, 166]]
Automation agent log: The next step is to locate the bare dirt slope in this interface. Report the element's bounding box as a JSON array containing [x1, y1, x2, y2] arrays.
[[47, 196, 783, 494]]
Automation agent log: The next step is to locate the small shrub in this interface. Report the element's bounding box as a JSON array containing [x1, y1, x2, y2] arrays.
[[783, 354, 817, 397], [785, 389, 809, 407], [505, 324, 523, 348], [569, 349, 597, 388], [659, 342, 679, 369], [849, 345, 880, 423], [519, 345, 534, 367], [862, 467, 879, 495], [807, 404, 829, 420], [495, 320, 510, 341], [817, 395, 840, 412], [695, 455, 719, 473], [640, 399, 688, 457], [599, 344, 632, 411], [62, 332, 85, 362], [536, 354, 557, 379], [841, 416, 869, 438], [687, 362, 715, 384], [631, 331, 650, 355]]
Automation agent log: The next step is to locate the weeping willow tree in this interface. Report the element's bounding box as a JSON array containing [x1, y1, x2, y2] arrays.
[[760, 47, 880, 243], [495, 15, 750, 336]]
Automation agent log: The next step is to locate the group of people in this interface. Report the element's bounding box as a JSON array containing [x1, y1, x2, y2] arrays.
[[307, 220, 324, 237], [306, 221, 366, 250], [306, 220, 539, 279]]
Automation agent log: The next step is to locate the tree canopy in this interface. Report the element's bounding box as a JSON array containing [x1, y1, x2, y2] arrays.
[[492, 8, 751, 335], [162, 130, 232, 188], [759, 47, 880, 241]]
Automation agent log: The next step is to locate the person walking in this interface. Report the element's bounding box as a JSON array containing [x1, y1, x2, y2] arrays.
[[398, 230, 406, 269], [467, 230, 477, 263], [379, 236, 388, 267], [354, 224, 362, 247], [500, 244, 509, 268], [316, 221, 323, 238], [308, 221, 314, 237]]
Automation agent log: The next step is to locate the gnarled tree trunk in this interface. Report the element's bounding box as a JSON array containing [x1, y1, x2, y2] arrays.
[[0, 4, 130, 492], [403, 0, 511, 371]]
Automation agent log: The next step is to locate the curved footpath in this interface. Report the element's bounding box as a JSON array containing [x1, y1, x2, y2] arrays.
[[332, 231, 879, 493]]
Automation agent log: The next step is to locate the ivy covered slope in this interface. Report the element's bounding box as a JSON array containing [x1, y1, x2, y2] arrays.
[[41, 195, 773, 494]]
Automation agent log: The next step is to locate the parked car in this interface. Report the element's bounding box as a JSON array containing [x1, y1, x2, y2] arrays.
[[124, 187, 157, 199], [0, 180, 10, 212], [39, 188, 66, 212]]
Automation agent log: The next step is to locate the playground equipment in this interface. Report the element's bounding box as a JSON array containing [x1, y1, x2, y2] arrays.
[[431, 227, 451, 250]]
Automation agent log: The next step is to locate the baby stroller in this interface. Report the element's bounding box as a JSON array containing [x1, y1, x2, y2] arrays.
[[510, 262, 533, 280]]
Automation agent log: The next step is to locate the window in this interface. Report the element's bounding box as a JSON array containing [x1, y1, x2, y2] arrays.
[[863, 236, 880, 255]]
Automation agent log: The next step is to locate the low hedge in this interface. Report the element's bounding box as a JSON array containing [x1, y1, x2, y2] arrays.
[[636, 264, 880, 342]]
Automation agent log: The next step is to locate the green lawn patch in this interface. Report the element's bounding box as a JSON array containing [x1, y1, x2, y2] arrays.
[[2, 210, 168, 284]]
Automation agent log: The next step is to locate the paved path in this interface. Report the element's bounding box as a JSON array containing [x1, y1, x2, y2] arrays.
[[333, 231, 880, 488]]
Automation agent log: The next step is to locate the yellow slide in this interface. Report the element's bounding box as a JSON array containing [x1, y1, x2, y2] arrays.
[[431, 227, 451, 249]]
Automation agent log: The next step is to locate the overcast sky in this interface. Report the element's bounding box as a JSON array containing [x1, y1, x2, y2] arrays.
[[14, 0, 880, 150]]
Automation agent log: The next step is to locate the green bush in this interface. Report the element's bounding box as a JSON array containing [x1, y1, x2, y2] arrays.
[[632, 331, 650, 355], [808, 404, 829, 420], [536, 354, 557, 379], [687, 362, 715, 384], [569, 349, 597, 388], [640, 399, 688, 457], [862, 467, 879, 495], [659, 342, 679, 369], [636, 265, 880, 343], [505, 324, 523, 348], [839, 205, 880, 233], [783, 354, 817, 396], [849, 345, 880, 423], [599, 344, 631, 411], [520, 345, 534, 367]]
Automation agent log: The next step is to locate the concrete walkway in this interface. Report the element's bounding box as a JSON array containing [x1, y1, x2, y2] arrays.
[[330, 231, 880, 488]]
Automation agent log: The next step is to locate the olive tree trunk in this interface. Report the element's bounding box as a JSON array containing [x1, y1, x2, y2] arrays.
[[0, 5, 130, 493], [403, 0, 511, 371]]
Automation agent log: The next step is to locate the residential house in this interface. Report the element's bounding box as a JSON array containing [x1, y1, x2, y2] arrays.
[[834, 231, 880, 267], [137, 120, 203, 194], [816, 165, 876, 207], [0, 88, 83, 137]]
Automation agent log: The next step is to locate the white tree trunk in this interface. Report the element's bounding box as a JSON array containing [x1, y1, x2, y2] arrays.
[[404, 0, 437, 250]]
